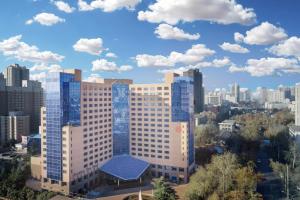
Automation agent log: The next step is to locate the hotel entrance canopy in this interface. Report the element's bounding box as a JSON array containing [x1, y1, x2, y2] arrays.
[[99, 155, 150, 181]]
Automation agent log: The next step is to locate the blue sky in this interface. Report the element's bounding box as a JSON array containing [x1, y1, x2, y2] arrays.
[[0, 0, 300, 90]]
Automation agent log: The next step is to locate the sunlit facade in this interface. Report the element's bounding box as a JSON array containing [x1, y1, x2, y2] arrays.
[[40, 69, 195, 194]]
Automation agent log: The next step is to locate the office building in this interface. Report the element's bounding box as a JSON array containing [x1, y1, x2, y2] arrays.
[[0, 64, 42, 145], [39, 69, 195, 194], [230, 83, 240, 103], [183, 69, 204, 113]]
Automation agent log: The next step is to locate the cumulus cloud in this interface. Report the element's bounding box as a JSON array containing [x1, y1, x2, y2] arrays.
[[84, 73, 104, 83], [138, 0, 256, 25], [136, 44, 215, 67], [219, 42, 249, 53], [26, 12, 65, 26], [234, 22, 287, 45], [154, 24, 200, 41], [73, 38, 104, 55], [52, 0, 75, 13], [78, 0, 141, 12], [0, 35, 64, 64], [105, 52, 117, 58], [30, 64, 62, 72], [268, 37, 300, 60], [92, 59, 133, 72], [158, 57, 231, 74], [30, 72, 47, 83], [229, 57, 300, 76]]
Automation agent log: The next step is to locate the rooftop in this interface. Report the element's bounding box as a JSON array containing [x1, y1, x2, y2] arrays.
[[219, 120, 236, 124], [99, 155, 150, 181]]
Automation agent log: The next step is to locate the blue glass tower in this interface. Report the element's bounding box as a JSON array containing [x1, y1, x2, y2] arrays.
[[112, 83, 130, 155], [45, 72, 80, 181], [171, 76, 195, 165]]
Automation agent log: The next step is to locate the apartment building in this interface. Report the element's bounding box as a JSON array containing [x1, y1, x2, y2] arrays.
[[0, 111, 30, 145], [39, 69, 195, 194], [0, 64, 43, 145]]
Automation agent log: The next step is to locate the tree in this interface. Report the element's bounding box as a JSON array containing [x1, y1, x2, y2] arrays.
[[195, 124, 219, 146], [185, 153, 262, 200], [153, 177, 178, 200]]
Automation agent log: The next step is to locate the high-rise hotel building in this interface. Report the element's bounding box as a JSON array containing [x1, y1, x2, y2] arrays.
[[40, 69, 195, 194]]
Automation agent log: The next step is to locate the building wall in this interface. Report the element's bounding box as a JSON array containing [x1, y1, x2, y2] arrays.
[[31, 156, 42, 180], [0, 114, 30, 144], [112, 83, 130, 155], [42, 76, 114, 194], [40, 69, 195, 194], [183, 69, 204, 113], [129, 79, 194, 183], [295, 84, 300, 126]]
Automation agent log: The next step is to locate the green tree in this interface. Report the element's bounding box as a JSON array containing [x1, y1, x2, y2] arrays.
[[153, 177, 178, 200]]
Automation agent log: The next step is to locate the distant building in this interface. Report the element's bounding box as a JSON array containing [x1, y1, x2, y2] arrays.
[[183, 69, 204, 113], [264, 102, 289, 110], [218, 120, 236, 132], [4, 64, 29, 87], [0, 111, 30, 145], [240, 88, 251, 102], [205, 92, 222, 106], [0, 64, 43, 146], [231, 83, 240, 103]]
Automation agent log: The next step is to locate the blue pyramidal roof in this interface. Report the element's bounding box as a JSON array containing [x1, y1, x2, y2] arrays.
[[100, 155, 150, 181]]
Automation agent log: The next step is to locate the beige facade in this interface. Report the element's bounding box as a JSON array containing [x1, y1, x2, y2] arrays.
[[41, 79, 114, 194], [38, 70, 195, 195], [129, 74, 194, 183], [31, 155, 42, 180]]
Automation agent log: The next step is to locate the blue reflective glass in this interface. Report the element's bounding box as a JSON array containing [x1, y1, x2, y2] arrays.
[[171, 76, 195, 165], [112, 83, 130, 155], [45, 72, 80, 181]]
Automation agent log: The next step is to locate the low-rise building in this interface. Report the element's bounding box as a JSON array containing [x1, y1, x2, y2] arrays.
[[218, 120, 236, 132]]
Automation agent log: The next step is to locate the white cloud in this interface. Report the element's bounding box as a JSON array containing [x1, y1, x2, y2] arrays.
[[158, 57, 231, 74], [119, 65, 133, 71], [105, 52, 117, 58], [234, 32, 244, 43], [84, 73, 104, 83], [30, 64, 62, 72], [235, 22, 287, 45], [138, 0, 256, 25], [219, 42, 249, 53], [0, 35, 64, 64], [229, 57, 300, 76], [26, 12, 65, 26], [92, 59, 133, 72], [78, 0, 141, 12], [73, 38, 104, 55], [136, 44, 215, 67], [52, 1, 75, 13], [269, 37, 300, 60], [154, 24, 200, 41], [30, 72, 46, 82]]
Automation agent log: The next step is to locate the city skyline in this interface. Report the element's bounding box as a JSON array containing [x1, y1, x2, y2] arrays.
[[0, 0, 300, 90]]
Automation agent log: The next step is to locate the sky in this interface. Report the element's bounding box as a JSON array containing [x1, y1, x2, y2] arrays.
[[0, 0, 300, 90]]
